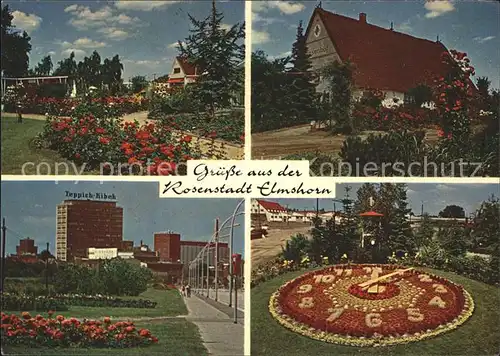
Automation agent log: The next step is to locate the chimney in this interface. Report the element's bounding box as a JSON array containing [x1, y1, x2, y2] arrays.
[[359, 13, 367, 23]]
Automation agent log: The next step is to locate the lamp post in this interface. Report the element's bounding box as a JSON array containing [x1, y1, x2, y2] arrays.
[[1, 218, 6, 292], [45, 242, 50, 292]]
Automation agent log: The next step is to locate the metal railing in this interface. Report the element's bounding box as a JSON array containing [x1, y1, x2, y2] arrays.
[[187, 199, 244, 323]]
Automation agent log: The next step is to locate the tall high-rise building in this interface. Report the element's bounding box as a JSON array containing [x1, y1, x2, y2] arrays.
[[154, 232, 181, 262], [56, 200, 123, 261], [180, 241, 229, 266]]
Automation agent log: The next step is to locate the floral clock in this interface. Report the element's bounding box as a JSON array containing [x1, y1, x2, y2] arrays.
[[269, 264, 474, 347]]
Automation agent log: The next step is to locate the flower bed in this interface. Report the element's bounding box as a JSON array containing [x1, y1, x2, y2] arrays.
[[353, 104, 437, 131], [269, 264, 474, 347], [52, 295, 157, 309], [4, 96, 147, 117], [2, 294, 68, 312], [38, 116, 199, 174], [1, 312, 158, 348], [158, 110, 244, 145], [2, 293, 157, 310]]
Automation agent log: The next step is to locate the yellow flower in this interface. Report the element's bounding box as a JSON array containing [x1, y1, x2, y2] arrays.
[[341, 253, 347, 259]]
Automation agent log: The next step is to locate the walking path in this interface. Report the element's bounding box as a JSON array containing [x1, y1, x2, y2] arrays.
[[194, 288, 245, 312], [183, 293, 244, 355]]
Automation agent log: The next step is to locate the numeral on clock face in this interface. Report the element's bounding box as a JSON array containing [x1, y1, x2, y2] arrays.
[[314, 274, 335, 284], [407, 308, 424, 322], [326, 307, 344, 322], [418, 274, 433, 282], [363, 267, 383, 275], [334, 269, 352, 276], [297, 284, 312, 294], [428, 296, 446, 308], [298, 297, 314, 309], [433, 284, 447, 293], [365, 313, 382, 328]]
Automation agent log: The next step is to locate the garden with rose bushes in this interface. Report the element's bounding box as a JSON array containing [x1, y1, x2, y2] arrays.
[[253, 49, 499, 177], [1, 258, 208, 354], [1, 86, 244, 175]]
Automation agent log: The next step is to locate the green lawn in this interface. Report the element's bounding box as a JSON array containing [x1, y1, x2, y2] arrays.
[[3, 319, 208, 356], [252, 268, 500, 356], [4, 288, 188, 319], [1, 115, 85, 174]]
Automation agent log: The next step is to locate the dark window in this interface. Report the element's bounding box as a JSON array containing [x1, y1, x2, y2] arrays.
[[173, 68, 181, 74], [404, 93, 415, 105]]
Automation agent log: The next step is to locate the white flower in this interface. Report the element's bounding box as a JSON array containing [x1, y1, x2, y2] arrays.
[[381, 97, 402, 109], [421, 102, 436, 110]]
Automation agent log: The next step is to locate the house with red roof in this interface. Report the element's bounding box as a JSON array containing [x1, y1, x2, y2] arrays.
[[251, 199, 289, 222], [167, 56, 199, 88], [305, 8, 452, 104]]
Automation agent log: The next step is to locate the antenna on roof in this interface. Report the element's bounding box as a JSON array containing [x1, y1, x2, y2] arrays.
[[436, 35, 440, 43], [316, 1, 322, 8], [390, 22, 394, 31]]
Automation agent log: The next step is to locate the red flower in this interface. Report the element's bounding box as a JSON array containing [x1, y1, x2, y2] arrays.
[[56, 315, 64, 322], [95, 127, 106, 134], [181, 135, 192, 143], [99, 137, 111, 145], [208, 131, 217, 139], [22, 312, 31, 320]]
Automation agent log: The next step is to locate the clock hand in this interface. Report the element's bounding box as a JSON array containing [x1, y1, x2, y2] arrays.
[[358, 267, 414, 290]]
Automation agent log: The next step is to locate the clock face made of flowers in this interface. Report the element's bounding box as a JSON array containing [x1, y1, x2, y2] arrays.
[[269, 264, 474, 347]]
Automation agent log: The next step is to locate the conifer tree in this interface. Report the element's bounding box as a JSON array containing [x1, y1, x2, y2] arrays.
[[178, 1, 244, 117], [288, 21, 318, 123]]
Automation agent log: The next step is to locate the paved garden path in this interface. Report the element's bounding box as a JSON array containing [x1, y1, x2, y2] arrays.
[[183, 292, 244, 355]]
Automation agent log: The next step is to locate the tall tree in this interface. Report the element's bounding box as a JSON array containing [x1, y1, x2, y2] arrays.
[[53, 52, 77, 78], [1, 5, 32, 77], [321, 60, 355, 133], [178, 0, 245, 116], [251, 50, 296, 132], [414, 213, 435, 248], [476, 76, 491, 99], [34, 55, 53, 76], [288, 21, 317, 121], [439, 205, 465, 218], [131, 75, 148, 93]]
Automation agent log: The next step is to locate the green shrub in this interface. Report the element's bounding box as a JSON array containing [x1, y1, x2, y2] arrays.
[[100, 259, 153, 296], [282, 234, 310, 264], [2, 293, 68, 312]]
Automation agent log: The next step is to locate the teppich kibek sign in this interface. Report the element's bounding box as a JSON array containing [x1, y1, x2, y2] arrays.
[[65, 190, 117, 201], [159, 160, 337, 199]]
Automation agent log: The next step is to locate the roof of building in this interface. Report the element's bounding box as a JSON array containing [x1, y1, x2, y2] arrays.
[[176, 56, 197, 76], [359, 210, 384, 217], [256, 199, 287, 212], [308, 8, 451, 92], [180, 241, 229, 247]]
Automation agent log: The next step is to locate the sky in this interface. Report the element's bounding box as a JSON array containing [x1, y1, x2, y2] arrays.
[[252, 1, 500, 89], [273, 183, 500, 217], [0, 181, 245, 257], [5, 0, 245, 80]]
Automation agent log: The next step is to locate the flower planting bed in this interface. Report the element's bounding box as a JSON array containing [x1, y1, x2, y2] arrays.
[[39, 116, 198, 174], [3, 96, 147, 117], [2, 293, 157, 311], [1, 312, 158, 348], [269, 264, 474, 347]]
